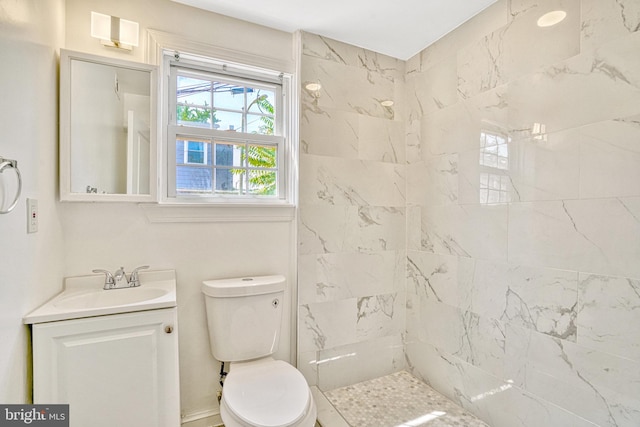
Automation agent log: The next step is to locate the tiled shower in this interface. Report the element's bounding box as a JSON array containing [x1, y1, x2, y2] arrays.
[[297, 0, 640, 426]]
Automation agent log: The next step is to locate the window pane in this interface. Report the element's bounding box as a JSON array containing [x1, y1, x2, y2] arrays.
[[213, 83, 245, 111], [215, 110, 243, 132], [497, 156, 509, 170], [247, 114, 274, 135], [176, 140, 184, 162], [176, 105, 212, 127], [177, 76, 211, 107], [488, 190, 501, 204], [176, 166, 212, 194], [246, 144, 277, 169], [215, 142, 244, 167], [481, 153, 498, 168], [177, 138, 211, 165], [247, 88, 275, 114], [488, 174, 501, 190], [187, 141, 205, 164], [484, 143, 498, 153], [248, 170, 277, 196], [485, 134, 497, 146], [479, 189, 488, 203], [214, 168, 244, 194], [215, 168, 237, 193], [500, 176, 509, 191]]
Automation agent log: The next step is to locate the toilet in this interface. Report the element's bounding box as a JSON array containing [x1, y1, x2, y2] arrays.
[[202, 275, 317, 427]]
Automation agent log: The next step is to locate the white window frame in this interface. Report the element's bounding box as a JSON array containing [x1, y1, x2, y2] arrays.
[[160, 49, 294, 206]]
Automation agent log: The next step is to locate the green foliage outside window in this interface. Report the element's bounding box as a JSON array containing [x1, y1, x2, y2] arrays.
[[176, 101, 216, 125], [236, 92, 277, 196]]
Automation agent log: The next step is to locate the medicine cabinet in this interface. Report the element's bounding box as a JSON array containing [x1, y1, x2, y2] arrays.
[[59, 49, 157, 202]]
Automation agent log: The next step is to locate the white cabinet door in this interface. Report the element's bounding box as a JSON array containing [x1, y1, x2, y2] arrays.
[[33, 308, 180, 427]]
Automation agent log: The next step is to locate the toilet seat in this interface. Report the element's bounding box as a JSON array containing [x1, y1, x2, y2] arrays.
[[221, 358, 315, 427]]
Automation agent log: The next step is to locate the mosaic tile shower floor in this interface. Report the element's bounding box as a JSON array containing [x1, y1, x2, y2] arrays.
[[323, 371, 490, 427]]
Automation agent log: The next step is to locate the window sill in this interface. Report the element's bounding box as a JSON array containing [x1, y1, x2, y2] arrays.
[[139, 203, 296, 223]]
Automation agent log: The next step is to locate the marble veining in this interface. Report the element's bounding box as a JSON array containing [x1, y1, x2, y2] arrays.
[[508, 32, 640, 139], [509, 198, 640, 279], [418, 204, 508, 261], [582, 0, 640, 51], [577, 273, 640, 362], [505, 324, 640, 427], [503, 265, 578, 341], [299, 251, 403, 305]]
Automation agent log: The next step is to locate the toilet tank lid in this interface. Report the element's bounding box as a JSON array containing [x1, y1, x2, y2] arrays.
[[202, 275, 285, 298]]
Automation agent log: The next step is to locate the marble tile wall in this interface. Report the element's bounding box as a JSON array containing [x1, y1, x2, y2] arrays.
[[405, 1, 640, 426], [298, 1, 640, 425], [298, 32, 407, 390]]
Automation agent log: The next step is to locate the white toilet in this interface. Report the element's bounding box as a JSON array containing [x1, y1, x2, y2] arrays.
[[202, 275, 317, 427]]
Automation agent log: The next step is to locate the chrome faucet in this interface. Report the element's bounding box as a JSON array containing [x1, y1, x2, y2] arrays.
[[128, 265, 149, 287], [93, 265, 149, 290], [114, 266, 127, 288], [92, 269, 115, 289]]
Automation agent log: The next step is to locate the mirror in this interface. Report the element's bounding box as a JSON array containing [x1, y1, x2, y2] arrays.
[[60, 49, 157, 202]]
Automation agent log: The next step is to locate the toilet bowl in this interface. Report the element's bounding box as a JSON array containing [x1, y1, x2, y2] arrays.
[[202, 275, 317, 427], [220, 358, 316, 427]]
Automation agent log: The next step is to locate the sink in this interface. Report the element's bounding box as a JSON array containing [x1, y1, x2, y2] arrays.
[[53, 287, 169, 310], [24, 270, 177, 324]]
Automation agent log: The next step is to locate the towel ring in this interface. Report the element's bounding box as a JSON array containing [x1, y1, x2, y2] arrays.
[[0, 158, 22, 214]]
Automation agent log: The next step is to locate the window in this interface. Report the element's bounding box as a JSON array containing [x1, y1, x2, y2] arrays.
[[163, 51, 292, 204], [479, 173, 510, 204], [479, 130, 510, 204], [479, 131, 509, 170]]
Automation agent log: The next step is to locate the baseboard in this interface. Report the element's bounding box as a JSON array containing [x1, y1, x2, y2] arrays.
[[181, 409, 223, 427]]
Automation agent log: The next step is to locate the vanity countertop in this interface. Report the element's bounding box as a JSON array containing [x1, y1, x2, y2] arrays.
[[23, 270, 176, 324]]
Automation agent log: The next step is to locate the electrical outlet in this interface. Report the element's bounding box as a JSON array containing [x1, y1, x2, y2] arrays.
[[27, 198, 38, 233]]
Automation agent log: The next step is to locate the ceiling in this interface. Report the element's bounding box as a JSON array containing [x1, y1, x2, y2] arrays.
[[172, 0, 498, 60]]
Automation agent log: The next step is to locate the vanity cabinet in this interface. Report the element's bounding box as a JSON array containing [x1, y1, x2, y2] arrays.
[[32, 308, 180, 427]]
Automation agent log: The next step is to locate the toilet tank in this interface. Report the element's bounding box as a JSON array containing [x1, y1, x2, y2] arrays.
[[202, 275, 285, 362]]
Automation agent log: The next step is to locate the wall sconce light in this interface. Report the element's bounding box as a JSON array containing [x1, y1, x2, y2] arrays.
[[380, 100, 394, 107], [91, 11, 139, 51]]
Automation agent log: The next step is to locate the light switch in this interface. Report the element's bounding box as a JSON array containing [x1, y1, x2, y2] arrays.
[[27, 198, 38, 233]]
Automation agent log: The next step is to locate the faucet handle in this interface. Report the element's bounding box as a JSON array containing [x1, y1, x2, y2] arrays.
[[93, 269, 115, 289], [128, 265, 149, 287]]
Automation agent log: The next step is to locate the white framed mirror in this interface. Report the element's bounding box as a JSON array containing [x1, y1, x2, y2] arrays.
[[60, 49, 157, 202]]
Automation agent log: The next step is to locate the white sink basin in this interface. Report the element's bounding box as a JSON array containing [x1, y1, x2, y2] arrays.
[[53, 287, 169, 310], [24, 270, 177, 324]]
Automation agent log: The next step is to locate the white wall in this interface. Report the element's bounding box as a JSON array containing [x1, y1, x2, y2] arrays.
[[0, 0, 65, 403], [62, 0, 295, 422]]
